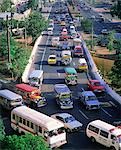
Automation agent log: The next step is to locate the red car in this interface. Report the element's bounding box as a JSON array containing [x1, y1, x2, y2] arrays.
[[88, 79, 105, 93], [73, 45, 83, 57]]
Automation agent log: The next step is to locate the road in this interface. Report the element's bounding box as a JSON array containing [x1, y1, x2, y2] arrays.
[[74, 0, 121, 34], [1, 1, 121, 150], [31, 1, 121, 149]]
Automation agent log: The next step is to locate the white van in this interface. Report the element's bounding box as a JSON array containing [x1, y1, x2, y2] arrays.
[[29, 70, 43, 87], [0, 89, 23, 110], [86, 120, 121, 150], [11, 106, 67, 148]]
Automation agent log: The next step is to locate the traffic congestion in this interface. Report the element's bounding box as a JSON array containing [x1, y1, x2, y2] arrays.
[[0, 0, 121, 150]]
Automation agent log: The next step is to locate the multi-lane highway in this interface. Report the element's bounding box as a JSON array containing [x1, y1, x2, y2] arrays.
[[30, 1, 121, 149], [1, 1, 121, 150]]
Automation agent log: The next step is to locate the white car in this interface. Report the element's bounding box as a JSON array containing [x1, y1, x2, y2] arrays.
[[51, 113, 83, 132]]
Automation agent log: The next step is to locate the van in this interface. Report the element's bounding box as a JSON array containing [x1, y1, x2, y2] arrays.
[[77, 58, 88, 72], [28, 70, 43, 87], [86, 120, 121, 150], [0, 89, 23, 110]]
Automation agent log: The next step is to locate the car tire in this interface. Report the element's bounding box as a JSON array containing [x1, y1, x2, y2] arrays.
[[66, 128, 71, 132], [110, 146, 116, 150], [91, 137, 95, 143]]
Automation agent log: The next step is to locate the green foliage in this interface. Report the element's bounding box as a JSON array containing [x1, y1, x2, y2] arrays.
[[25, 11, 48, 41], [109, 60, 121, 88], [110, 0, 121, 19], [0, 0, 11, 12], [107, 30, 115, 51], [27, 0, 38, 10], [2, 133, 49, 150], [81, 19, 92, 33], [0, 118, 5, 143]]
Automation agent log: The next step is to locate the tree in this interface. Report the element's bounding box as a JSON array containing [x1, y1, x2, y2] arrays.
[[107, 30, 115, 51], [25, 11, 48, 42], [0, 118, 5, 143], [0, 0, 12, 12], [110, 0, 121, 19], [27, 0, 38, 10], [109, 60, 121, 88], [81, 19, 92, 33], [2, 133, 49, 150]]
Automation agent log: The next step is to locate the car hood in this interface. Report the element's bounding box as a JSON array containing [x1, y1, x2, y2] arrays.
[[86, 100, 100, 106], [67, 121, 83, 129], [93, 86, 105, 90]]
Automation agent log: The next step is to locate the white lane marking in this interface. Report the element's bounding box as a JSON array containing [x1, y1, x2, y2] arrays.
[[73, 62, 76, 66], [40, 36, 50, 70], [109, 101, 117, 107], [79, 110, 89, 120], [101, 108, 112, 117]]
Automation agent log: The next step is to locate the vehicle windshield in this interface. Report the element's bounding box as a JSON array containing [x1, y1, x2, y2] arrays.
[[48, 127, 65, 137], [49, 57, 56, 59], [65, 116, 75, 123], [118, 137, 121, 143], [94, 82, 101, 86], [86, 96, 96, 101], [30, 78, 38, 82], [12, 98, 22, 102], [60, 94, 71, 99], [81, 63, 86, 66]]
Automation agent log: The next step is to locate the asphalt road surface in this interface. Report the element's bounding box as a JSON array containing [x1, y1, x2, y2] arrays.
[[1, 1, 121, 150]]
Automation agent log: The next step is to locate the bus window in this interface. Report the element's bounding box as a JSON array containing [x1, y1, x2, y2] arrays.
[[39, 127, 42, 133], [12, 114, 15, 120]]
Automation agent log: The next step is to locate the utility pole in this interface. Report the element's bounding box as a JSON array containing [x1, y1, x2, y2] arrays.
[[6, 15, 11, 63], [91, 21, 94, 51]]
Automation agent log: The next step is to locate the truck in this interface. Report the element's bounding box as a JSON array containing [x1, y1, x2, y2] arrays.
[[61, 50, 72, 65], [54, 84, 73, 109]]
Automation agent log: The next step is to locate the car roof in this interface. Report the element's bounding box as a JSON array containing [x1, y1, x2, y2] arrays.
[[82, 91, 96, 96], [49, 54, 56, 57], [78, 58, 86, 63], [56, 113, 72, 118], [64, 67, 77, 74]]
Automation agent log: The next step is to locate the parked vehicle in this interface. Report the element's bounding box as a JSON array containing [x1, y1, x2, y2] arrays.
[[70, 30, 77, 39], [51, 113, 83, 132], [88, 80, 105, 93], [112, 119, 121, 126], [11, 106, 67, 148], [0, 89, 23, 110], [54, 84, 73, 109], [77, 58, 88, 72], [86, 120, 121, 150], [48, 54, 57, 65], [15, 84, 47, 107], [78, 90, 100, 110], [73, 45, 83, 57], [70, 25, 76, 34], [61, 50, 72, 65], [60, 28, 68, 40], [52, 37, 60, 47], [64, 67, 77, 85], [28, 70, 43, 87]]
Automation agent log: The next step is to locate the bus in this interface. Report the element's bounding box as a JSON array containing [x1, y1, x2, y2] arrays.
[[11, 106, 67, 148], [0, 89, 23, 110]]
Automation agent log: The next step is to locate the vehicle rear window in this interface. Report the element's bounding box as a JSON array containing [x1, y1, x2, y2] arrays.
[[100, 130, 109, 138], [88, 125, 99, 134]]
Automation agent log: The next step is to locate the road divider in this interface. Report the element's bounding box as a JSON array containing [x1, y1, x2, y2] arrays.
[[79, 110, 89, 120]]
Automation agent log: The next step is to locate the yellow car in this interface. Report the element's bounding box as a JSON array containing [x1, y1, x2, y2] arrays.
[[48, 54, 57, 65], [61, 21, 66, 26]]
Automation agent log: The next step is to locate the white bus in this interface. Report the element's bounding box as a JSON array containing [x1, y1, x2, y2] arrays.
[[11, 106, 67, 148], [0, 89, 23, 110], [86, 120, 121, 150]]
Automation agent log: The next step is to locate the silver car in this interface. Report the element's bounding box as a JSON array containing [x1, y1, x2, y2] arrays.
[[51, 113, 83, 132]]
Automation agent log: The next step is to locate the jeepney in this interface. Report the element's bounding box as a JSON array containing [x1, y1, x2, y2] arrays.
[[61, 50, 72, 65], [15, 84, 47, 107], [28, 70, 43, 87], [54, 84, 73, 109], [64, 67, 77, 85], [77, 58, 88, 72], [73, 38, 82, 47]]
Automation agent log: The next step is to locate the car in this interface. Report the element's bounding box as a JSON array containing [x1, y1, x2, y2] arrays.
[[101, 29, 109, 35], [78, 90, 100, 110], [60, 21, 66, 26], [62, 28, 68, 34], [112, 119, 121, 126], [48, 54, 57, 65], [88, 79, 105, 93], [51, 113, 83, 132]]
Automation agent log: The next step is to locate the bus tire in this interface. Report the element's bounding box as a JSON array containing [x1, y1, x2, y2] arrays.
[[90, 137, 95, 143], [110, 146, 116, 150]]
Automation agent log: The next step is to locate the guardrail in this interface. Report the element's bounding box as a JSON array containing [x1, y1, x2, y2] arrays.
[[82, 41, 121, 105]]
